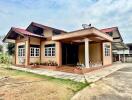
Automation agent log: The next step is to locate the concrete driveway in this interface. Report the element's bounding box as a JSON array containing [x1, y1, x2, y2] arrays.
[[72, 64, 132, 100]]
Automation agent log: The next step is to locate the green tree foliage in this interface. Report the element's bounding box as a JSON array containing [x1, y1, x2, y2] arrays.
[[7, 43, 15, 55], [0, 44, 3, 52]]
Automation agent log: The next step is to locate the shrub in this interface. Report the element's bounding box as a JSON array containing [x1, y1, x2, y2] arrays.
[[35, 61, 40, 65], [0, 53, 11, 64], [40, 61, 58, 66], [40, 62, 48, 66], [30, 61, 40, 66], [30, 62, 34, 65]]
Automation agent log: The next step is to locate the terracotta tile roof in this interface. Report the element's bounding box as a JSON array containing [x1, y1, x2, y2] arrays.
[[101, 27, 117, 33], [12, 27, 44, 38]]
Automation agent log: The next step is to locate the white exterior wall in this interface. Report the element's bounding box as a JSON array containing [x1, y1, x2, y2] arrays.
[[113, 49, 129, 54]]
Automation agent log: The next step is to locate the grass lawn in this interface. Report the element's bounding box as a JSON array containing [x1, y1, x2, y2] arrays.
[[0, 64, 89, 100]]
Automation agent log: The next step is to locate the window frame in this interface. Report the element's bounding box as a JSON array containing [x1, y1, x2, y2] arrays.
[[18, 48, 25, 57], [104, 45, 110, 56], [45, 44, 55, 57], [30, 47, 40, 57]]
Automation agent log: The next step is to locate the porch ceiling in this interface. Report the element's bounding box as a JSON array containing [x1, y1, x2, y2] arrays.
[[112, 42, 128, 50], [52, 27, 113, 42]]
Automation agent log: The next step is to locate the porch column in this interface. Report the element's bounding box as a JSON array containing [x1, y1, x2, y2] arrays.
[[85, 38, 90, 68], [25, 37, 30, 66], [123, 49, 125, 62], [15, 40, 17, 65], [119, 54, 120, 61], [57, 42, 62, 66]]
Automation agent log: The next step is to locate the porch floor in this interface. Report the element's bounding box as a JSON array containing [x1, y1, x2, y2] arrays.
[[29, 65, 106, 74]]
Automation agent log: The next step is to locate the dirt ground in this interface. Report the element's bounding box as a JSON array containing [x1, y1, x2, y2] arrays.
[[0, 66, 83, 100]]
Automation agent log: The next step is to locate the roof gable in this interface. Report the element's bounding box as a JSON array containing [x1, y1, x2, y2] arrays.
[[26, 22, 67, 33], [101, 27, 123, 42], [3, 27, 45, 42], [13, 28, 44, 38]]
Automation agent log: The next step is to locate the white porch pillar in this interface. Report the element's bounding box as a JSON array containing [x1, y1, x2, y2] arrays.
[[85, 38, 90, 68], [123, 49, 125, 63]]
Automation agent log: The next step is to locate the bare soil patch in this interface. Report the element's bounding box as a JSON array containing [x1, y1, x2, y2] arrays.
[[0, 65, 87, 100]]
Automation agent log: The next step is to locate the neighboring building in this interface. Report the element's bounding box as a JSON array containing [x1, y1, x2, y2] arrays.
[[3, 22, 113, 68], [113, 43, 132, 62], [126, 43, 132, 54], [101, 27, 128, 62]]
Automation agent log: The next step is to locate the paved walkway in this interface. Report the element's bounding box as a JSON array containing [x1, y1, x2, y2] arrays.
[[84, 63, 129, 83], [11, 63, 128, 83], [72, 63, 132, 100], [11, 66, 85, 82]]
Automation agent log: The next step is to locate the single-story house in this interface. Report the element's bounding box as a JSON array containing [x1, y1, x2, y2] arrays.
[[3, 22, 113, 68]]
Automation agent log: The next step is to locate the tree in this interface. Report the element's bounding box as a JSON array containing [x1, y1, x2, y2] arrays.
[[0, 44, 3, 52], [7, 43, 15, 55]]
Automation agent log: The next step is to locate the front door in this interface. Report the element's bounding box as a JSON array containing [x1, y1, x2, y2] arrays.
[[18, 45, 25, 65], [62, 43, 78, 65]]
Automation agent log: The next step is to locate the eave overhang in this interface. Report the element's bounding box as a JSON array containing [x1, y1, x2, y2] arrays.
[[3, 27, 45, 43], [52, 27, 113, 42]]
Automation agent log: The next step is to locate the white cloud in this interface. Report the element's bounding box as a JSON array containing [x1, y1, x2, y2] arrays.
[[0, 0, 132, 43]]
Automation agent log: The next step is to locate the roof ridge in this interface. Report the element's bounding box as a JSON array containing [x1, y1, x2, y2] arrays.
[[11, 27, 26, 30], [101, 26, 118, 30]]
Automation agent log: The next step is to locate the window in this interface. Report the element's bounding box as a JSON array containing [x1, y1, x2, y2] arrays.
[[27, 26, 44, 36], [30, 47, 40, 57], [105, 45, 110, 56], [106, 32, 113, 36], [45, 44, 55, 57], [18, 45, 25, 57], [53, 30, 61, 35]]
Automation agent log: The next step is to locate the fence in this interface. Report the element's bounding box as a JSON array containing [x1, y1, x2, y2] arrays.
[[125, 56, 132, 63]]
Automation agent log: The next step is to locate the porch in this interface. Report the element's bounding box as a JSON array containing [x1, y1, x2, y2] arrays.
[[52, 27, 113, 68], [20, 64, 108, 74], [61, 42, 103, 67]]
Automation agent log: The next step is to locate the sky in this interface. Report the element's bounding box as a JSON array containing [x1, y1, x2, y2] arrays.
[[0, 0, 132, 43]]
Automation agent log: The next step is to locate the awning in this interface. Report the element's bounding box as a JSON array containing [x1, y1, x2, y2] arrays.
[[112, 42, 128, 50], [52, 27, 113, 42]]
